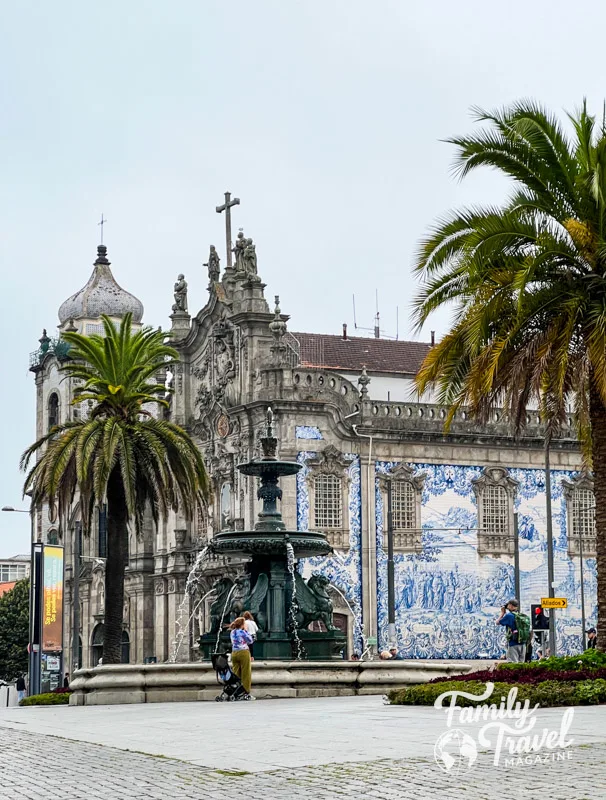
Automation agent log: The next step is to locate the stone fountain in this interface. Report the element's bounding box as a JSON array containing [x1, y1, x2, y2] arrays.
[[199, 408, 347, 660]]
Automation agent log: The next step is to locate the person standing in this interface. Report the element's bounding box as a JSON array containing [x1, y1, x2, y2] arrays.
[[16, 674, 26, 704], [587, 627, 597, 649], [229, 617, 254, 699], [243, 611, 258, 660], [497, 598, 530, 662]]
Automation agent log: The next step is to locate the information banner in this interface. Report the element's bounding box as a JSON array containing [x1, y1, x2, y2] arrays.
[[42, 545, 64, 652]]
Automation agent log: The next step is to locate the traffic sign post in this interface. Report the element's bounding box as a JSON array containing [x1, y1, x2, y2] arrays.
[[541, 597, 567, 609]]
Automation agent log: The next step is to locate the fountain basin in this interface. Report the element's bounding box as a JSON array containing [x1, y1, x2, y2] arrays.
[[210, 530, 331, 559], [69, 659, 477, 705]]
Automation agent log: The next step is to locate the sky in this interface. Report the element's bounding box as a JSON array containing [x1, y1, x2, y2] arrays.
[[2, 0, 605, 554]]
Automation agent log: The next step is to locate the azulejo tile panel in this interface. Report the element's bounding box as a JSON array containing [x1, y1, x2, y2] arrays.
[[376, 462, 596, 659], [295, 426, 323, 440], [297, 451, 363, 650]]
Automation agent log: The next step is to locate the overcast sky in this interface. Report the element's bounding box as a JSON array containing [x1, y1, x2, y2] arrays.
[[1, 0, 604, 554]]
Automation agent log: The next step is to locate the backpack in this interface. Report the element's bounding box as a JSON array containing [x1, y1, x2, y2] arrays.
[[512, 612, 531, 645]]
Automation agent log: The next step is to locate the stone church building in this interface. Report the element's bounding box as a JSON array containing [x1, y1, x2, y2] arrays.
[[30, 225, 596, 669]]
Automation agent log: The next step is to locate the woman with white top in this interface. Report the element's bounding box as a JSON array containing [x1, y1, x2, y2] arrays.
[[243, 611, 258, 660]]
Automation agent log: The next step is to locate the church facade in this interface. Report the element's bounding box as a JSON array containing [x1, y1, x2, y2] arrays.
[[30, 226, 596, 670]]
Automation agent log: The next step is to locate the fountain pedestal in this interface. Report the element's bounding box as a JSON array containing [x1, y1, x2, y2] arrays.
[[199, 409, 346, 661]]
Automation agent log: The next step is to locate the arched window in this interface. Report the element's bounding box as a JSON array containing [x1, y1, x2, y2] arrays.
[[48, 393, 60, 431], [121, 630, 130, 664], [47, 529, 59, 545], [91, 624, 104, 666]]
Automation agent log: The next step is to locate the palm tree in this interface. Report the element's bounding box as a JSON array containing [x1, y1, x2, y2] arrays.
[[413, 100, 606, 649], [21, 314, 209, 663]]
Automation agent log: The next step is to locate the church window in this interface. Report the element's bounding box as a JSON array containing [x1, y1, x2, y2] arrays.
[[379, 464, 426, 553], [482, 485, 509, 537], [392, 481, 416, 531], [48, 393, 59, 431], [121, 630, 130, 664], [91, 624, 104, 666], [563, 475, 596, 558], [472, 467, 518, 557], [47, 529, 59, 545], [98, 505, 107, 560], [314, 474, 343, 530], [75, 520, 82, 561]]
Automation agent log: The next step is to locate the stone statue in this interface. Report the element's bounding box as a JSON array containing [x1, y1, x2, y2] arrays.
[[292, 573, 337, 631], [172, 274, 188, 314], [243, 238, 258, 275], [230, 573, 268, 631], [204, 245, 220, 283], [232, 231, 246, 273]]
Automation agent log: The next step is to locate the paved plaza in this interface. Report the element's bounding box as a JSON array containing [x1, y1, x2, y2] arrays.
[[1, 696, 605, 799]]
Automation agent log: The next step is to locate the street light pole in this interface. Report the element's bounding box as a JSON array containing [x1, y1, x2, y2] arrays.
[[544, 438, 557, 656], [513, 512, 521, 604], [72, 521, 81, 673], [386, 480, 396, 645]]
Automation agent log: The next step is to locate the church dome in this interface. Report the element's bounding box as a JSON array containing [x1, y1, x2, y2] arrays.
[[58, 245, 144, 325]]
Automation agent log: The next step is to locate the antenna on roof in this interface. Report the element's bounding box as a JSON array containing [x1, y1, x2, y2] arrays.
[[396, 306, 399, 341], [352, 294, 358, 329]]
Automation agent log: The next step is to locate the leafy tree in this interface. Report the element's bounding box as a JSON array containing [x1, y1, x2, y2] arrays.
[[414, 100, 606, 649], [21, 314, 209, 663], [0, 579, 29, 682]]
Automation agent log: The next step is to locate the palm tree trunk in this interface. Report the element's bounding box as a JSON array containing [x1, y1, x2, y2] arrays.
[[103, 467, 128, 664], [589, 382, 606, 651]]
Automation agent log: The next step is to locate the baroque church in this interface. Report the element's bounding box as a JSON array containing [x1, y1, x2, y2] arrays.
[[30, 208, 596, 669]]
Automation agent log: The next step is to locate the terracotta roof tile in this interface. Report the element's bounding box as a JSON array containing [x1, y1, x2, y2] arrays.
[[0, 582, 16, 597], [291, 332, 430, 375]]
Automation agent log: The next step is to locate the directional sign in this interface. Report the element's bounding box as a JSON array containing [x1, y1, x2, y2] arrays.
[[541, 597, 567, 609]]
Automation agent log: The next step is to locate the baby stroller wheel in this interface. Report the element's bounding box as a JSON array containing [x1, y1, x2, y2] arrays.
[[215, 695, 224, 702]]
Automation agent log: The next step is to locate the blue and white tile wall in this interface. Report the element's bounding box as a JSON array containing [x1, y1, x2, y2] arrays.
[[297, 451, 364, 650], [295, 426, 323, 440], [376, 462, 597, 659]]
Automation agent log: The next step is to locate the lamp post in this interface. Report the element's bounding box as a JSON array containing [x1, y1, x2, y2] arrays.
[[1, 505, 38, 694], [544, 438, 557, 657]]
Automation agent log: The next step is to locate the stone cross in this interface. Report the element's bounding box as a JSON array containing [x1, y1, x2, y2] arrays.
[[215, 192, 240, 267], [97, 213, 107, 245]]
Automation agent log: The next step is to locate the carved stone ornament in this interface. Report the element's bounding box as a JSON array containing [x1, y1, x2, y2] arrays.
[[471, 466, 519, 500], [378, 462, 426, 493], [217, 414, 230, 438], [307, 445, 351, 477], [155, 579, 165, 595]]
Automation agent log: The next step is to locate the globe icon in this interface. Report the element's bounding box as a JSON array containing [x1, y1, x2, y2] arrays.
[[434, 729, 478, 775]]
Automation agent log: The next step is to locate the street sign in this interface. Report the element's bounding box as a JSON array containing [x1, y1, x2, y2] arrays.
[[541, 597, 567, 608]]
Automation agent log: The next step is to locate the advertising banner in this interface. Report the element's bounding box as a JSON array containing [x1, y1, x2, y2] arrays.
[[42, 545, 64, 652]]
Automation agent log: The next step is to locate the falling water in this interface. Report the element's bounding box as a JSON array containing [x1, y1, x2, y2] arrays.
[[214, 583, 237, 653], [169, 545, 210, 663], [285, 541, 304, 660], [330, 581, 371, 660]]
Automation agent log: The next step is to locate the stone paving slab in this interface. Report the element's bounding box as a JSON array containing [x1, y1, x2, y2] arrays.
[[1, 695, 604, 771], [0, 726, 603, 800]]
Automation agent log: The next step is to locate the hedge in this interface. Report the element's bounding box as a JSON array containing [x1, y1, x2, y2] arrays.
[[388, 678, 606, 707], [20, 692, 71, 706]]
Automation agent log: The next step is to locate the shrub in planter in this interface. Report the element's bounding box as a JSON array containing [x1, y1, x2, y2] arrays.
[[20, 692, 71, 706]]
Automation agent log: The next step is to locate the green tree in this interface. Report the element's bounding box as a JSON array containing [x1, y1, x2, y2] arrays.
[[21, 314, 209, 663], [0, 579, 29, 682], [414, 100, 606, 649]]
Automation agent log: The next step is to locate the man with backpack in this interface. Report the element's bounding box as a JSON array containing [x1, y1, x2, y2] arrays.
[[497, 598, 531, 662]]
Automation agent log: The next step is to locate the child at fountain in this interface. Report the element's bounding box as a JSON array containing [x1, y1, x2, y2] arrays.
[[243, 611, 258, 660], [229, 617, 254, 698]]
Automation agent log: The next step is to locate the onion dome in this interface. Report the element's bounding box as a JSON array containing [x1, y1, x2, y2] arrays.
[[58, 245, 144, 325]]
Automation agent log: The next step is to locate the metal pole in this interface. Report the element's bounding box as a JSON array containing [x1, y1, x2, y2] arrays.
[[513, 512, 521, 604], [578, 510, 587, 651], [545, 438, 557, 656], [386, 480, 396, 644], [71, 521, 81, 672]]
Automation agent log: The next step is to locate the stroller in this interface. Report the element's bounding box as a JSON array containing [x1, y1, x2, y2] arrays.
[[211, 652, 249, 702]]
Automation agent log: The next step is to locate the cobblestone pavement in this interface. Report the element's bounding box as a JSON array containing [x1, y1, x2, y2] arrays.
[[0, 727, 603, 800]]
